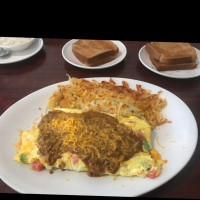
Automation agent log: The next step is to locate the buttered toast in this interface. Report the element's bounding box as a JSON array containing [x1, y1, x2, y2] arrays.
[[149, 56, 197, 71], [145, 42, 197, 71], [72, 40, 119, 66]]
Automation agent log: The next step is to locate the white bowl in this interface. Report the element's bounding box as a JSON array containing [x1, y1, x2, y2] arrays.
[[0, 38, 36, 51]]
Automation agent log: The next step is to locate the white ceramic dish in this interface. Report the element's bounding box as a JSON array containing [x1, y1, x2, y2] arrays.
[[62, 39, 127, 69], [138, 45, 200, 79], [0, 38, 43, 64], [0, 77, 198, 196], [0, 38, 36, 51]]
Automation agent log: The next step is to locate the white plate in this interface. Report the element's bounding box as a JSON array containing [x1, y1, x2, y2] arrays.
[[62, 39, 127, 69], [0, 78, 198, 196], [139, 45, 200, 79], [0, 38, 43, 64]]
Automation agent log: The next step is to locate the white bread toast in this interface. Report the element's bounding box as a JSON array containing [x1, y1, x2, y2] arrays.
[[149, 55, 197, 71], [146, 42, 197, 64], [145, 42, 197, 71], [72, 40, 119, 66]]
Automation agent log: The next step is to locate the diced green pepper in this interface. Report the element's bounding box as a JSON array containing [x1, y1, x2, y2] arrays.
[[140, 161, 151, 171], [147, 167, 151, 171], [143, 139, 151, 151], [19, 153, 26, 162]]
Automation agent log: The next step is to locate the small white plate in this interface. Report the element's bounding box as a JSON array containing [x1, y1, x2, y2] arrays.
[[62, 39, 127, 69], [0, 77, 198, 196], [138, 45, 200, 79], [0, 38, 43, 64]]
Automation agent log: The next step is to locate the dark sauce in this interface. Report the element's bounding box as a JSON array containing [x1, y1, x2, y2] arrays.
[[37, 110, 143, 177]]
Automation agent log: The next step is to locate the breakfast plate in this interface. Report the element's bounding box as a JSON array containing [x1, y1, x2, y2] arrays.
[[139, 45, 200, 79], [0, 38, 43, 64], [62, 39, 127, 69], [0, 77, 198, 196]]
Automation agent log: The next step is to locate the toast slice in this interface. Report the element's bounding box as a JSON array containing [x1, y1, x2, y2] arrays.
[[149, 55, 197, 71], [72, 40, 119, 66], [145, 42, 197, 65]]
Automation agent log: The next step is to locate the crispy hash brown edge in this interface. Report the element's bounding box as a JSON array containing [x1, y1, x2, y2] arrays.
[[46, 77, 170, 129]]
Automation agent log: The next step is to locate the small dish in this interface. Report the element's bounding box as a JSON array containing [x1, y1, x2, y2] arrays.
[[62, 39, 127, 69], [0, 38, 43, 64], [138, 45, 200, 79]]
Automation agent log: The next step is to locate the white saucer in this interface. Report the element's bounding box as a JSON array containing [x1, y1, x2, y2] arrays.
[[0, 38, 43, 64], [138, 45, 200, 79], [62, 39, 127, 69]]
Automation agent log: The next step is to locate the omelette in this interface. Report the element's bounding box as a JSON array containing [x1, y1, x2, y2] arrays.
[[13, 108, 166, 178]]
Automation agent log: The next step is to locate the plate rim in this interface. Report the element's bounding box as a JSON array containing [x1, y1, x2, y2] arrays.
[[62, 39, 127, 69], [138, 45, 200, 79], [0, 77, 198, 196]]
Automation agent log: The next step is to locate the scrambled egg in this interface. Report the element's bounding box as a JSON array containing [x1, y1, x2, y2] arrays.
[[13, 108, 165, 178]]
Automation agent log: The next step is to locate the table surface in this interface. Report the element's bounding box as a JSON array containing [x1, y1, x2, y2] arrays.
[[0, 38, 200, 198]]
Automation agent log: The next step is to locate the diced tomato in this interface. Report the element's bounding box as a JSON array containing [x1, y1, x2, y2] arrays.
[[128, 120, 135, 124], [71, 154, 79, 165], [31, 159, 44, 171], [147, 170, 157, 179], [136, 130, 145, 140]]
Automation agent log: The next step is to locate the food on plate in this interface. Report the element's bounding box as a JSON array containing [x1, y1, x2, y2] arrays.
[[47, 77, 169, 129], [145, 42, 197, 71], [72, 40, 119, 66], [13, 77, 169, 178], [0, 37, 33, 47], [149, 55, 197, 71], [13, 108, 166, 178]]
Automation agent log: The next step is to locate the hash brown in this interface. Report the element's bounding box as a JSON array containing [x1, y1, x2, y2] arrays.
[[47, 77, 169, 129]]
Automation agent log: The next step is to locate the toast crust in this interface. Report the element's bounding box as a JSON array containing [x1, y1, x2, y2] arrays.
[[72, 40, 119, 66], [149, 56, 197, 71], [146, 42, 197, 65]]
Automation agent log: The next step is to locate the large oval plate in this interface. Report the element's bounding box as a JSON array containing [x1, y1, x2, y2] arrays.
[[0, 78, 198, 196]]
